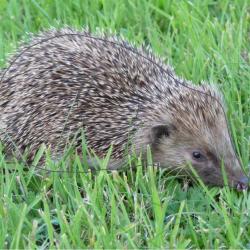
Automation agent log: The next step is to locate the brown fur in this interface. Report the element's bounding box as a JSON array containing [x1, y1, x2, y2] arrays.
[[0, 28, 247, 188]]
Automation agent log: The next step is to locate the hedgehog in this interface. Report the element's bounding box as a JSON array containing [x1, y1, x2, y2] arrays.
[[0, 28, 248, 190]]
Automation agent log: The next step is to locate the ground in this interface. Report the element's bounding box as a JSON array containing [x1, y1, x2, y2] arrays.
[[0, 0, 249, 248]]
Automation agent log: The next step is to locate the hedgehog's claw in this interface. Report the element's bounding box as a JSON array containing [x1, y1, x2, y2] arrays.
[[236, 176, 249, 191]]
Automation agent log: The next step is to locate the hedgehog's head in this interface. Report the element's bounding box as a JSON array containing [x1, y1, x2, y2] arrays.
[[147, 84, 248, 190]]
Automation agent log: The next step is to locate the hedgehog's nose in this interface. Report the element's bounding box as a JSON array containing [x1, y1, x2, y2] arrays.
[[236, 176, 249, 191]]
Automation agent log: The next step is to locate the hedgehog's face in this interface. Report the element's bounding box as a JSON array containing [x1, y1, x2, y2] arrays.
[[149, 88, 248, 190], [150, 121, 248, 190]]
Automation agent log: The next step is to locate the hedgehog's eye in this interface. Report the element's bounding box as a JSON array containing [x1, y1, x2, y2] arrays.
[[192, 151, 206, 161]]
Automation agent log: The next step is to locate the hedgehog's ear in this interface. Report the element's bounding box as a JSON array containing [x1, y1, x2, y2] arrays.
[[150, 124, 175, 144]]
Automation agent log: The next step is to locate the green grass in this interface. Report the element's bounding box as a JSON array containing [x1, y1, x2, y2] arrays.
[[0, 0, 249, 248]]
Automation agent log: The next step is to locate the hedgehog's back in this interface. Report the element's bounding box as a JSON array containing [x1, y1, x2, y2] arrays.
[[0, 29, 174, 160]]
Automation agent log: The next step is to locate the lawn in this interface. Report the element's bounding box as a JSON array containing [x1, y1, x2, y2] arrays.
[[0, 0, 249, 248]]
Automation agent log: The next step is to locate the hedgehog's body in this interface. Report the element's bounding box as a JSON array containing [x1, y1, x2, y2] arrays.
[[0, 29, 248, 188]]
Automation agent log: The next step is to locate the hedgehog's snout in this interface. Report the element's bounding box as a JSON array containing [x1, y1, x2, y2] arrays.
[[236, 176, 249, 191]]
